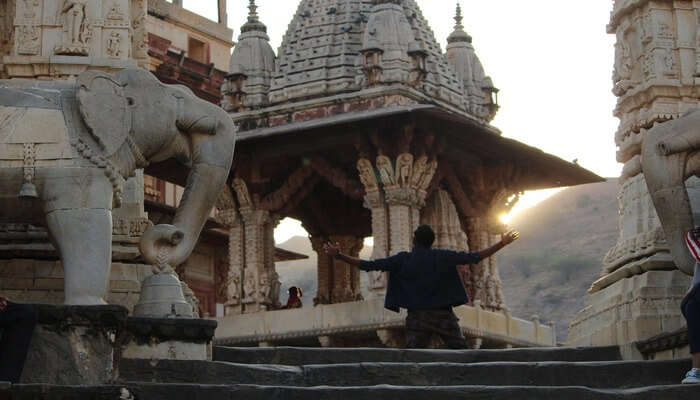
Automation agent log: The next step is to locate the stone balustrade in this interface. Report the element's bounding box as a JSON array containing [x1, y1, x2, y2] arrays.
[[215, 298, 555, 348]]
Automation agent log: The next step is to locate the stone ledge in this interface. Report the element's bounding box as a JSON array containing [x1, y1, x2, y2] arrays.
[[34, 304, 129, 329], [125, 317, 217, 344], [636, 328, 689, 359], [3, 384, 700, 400]]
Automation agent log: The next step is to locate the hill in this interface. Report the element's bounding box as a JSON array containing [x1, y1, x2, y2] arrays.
[[497, 179, 619, 340], [276, 178, 619, 341]]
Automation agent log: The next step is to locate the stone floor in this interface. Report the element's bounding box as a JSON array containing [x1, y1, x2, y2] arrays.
[[2, 346, 698, 399]]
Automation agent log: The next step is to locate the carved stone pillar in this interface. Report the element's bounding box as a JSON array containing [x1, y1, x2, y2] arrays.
[[239, 207, 278, 313], [357, 154, 437, 297], [228, 178, 280, 314], [466, 217, 487, 305], [310, 235, 332, 305], [219, 209, 243, 316], [329, 235, 364, 303], [358, 159, 389, 296]]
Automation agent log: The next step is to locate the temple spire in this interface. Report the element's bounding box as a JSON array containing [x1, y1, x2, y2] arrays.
[[447, 2, 471, 44], [454, 3, 464, 31], [241, 0, 267, 33], [248, 0, 259, 22]]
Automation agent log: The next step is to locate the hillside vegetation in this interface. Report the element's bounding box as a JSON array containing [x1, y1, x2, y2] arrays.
[[276, 179, 619, 340], [498, 179, 619, 339]]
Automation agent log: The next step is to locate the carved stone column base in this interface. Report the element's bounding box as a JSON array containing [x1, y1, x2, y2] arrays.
[[21, 305, 128, 385], [120, 317, 217, 361]]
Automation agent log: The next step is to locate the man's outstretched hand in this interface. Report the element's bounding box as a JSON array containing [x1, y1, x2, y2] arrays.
[[0, 295, 8, 312], [501, 230, 520, 245], [323, 242, 340, 258]]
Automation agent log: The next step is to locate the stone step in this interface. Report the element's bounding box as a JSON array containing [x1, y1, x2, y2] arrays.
[[119, 358, 691, 389], [4, 383, 700, 400], [213, 345, 623, 365]]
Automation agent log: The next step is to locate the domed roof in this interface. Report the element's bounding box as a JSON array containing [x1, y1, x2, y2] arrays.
[[232, 0, 498, 122], [229, 0, 276, 108], [445, 3, 496, 121]]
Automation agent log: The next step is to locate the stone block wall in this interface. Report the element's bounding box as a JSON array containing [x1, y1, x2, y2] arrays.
[[0, 259, 151, 311]]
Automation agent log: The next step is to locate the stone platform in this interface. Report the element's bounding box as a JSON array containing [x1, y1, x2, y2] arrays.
[[120, 317, 217, 361], [21, 304, 129, 385]]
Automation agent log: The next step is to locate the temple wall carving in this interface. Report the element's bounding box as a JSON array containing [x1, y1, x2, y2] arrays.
[[219, 179, 281, 315], [569, 0, 699, 348], [0, 0, 148, 78]]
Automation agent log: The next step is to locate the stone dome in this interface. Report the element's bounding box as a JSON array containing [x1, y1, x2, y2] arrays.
[[230, 0, 498, 122], [228, 0, 276, 109], [445, 3, 497, 121]]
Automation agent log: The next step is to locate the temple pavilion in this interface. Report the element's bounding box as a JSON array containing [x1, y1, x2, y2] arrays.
[[201, 0, 602, 348]]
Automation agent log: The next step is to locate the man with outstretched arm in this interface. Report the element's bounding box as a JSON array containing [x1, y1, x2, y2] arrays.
[[324, 224, 518, 349]]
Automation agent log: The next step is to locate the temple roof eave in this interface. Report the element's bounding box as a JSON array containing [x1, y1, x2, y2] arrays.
[[232, 104, 603, 192]]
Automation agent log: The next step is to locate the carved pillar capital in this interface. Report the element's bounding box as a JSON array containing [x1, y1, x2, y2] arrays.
[[216, 209, 239, 227], [239, 207, 269, 226]]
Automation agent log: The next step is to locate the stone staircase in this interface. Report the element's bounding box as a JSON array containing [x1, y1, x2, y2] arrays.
[[4, 346, 699, 399]]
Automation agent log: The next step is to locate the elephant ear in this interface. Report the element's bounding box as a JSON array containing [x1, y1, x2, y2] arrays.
[[77, 71, 130, 157]]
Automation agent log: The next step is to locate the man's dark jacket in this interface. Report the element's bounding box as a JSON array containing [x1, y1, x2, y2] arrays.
[[359, 247, 481, 312]]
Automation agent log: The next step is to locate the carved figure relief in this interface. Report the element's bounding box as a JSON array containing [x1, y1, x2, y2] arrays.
[[376, 155, 395, 186], [357, 158, 378, 191], [410, 155, 428, 188], [106, 31, 122, 58], [21, 0, 39, 18], [232, 178, 252, 208], [663, 48, 676, 76], [396, 153, 413, 188], [642, 53, 655, 80], [55, 0, 91, 56], [369, 270, 386, 289], [640, 13, 652, 43], [258, 272, 271, 303], [418, 160, 438, 190], [225, 270, 241, 305], [613, 42, 632, 84], [17, 25, 40, 55], [242, 271, 256, 303], [106, 2, 125, 20]]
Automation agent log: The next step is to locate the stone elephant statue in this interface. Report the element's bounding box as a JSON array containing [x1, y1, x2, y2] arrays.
[[0, 68, 236, 305], [641, 109, 700, 277]]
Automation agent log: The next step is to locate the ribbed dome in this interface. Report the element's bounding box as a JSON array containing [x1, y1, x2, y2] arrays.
[[445, 3, 497, 121], [269, 0, 374, 104], [235, 0, 499, 122], [229, 0, 276, 109]]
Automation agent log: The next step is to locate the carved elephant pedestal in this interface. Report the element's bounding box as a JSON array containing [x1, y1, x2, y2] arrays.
[[21, 305, 128, 385], [0, 68, 237, 306], [119, 317, 217, 363]]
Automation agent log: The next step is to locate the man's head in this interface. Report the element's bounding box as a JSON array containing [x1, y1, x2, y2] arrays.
[[413, 225, 436, 248]]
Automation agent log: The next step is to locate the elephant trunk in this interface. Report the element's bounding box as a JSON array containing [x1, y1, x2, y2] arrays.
[[656, 109, 700, 156], [642, 127, 696, 276], [141, 103, 235, 269]]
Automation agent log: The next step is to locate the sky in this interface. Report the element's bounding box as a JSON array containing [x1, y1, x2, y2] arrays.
[[179, 0, 620, 243]]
